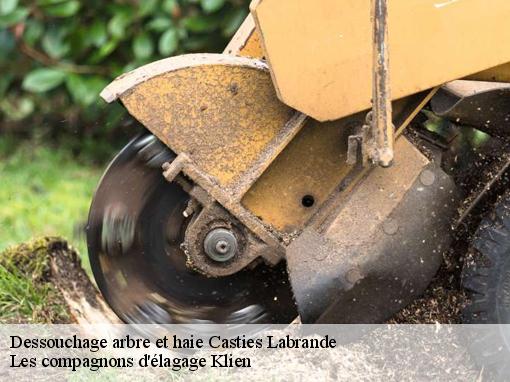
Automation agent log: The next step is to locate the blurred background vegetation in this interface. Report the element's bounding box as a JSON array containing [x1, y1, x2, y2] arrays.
[[0, 0, 249, 158], [0, 0, 249, 269]]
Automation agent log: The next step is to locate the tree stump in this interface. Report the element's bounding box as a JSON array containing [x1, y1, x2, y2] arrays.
[[0, 237, 120, 324]]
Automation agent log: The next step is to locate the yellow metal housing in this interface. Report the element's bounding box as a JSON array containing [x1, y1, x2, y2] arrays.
[[252, 0, 510, 121]]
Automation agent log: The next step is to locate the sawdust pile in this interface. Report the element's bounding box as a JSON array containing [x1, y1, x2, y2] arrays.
[[390, 245, 468, 324]]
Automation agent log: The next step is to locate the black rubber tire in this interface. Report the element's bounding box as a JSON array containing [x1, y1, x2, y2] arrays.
[[462, 193, 510, 378]]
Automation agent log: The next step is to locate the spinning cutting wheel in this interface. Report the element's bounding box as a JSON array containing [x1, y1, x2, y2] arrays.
[[87, 133, 297, 324]]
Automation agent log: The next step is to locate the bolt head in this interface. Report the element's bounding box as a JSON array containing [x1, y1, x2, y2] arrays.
[[215, 240, 230, 254], [383, 218, 399, 236], [204, 228, 238, 262], [420, 169, 436, 186]]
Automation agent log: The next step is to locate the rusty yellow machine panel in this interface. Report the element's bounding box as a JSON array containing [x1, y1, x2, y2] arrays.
[[251, 0, 510, 121]]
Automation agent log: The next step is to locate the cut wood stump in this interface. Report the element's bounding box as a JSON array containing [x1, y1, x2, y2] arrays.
[[0, 237, 120, 325], [47, 239, 121, 325]]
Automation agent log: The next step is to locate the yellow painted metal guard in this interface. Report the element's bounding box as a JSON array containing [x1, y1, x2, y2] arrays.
[[252, 0, 510, 121]]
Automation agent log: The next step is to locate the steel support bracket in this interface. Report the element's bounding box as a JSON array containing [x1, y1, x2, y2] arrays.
[[347, 0, 395, 168]]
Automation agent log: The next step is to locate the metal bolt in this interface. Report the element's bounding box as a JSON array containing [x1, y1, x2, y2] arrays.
[[183, 200, 198, 218], [215, 240, 230, 254], [204, 228, 238, 262], [383, 218, 399, 235], [420, 169, 436, 186], [346, 268, 363, 284]]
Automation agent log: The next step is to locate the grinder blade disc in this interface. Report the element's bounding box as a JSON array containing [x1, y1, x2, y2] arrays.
[[87, 133, 297, 324]]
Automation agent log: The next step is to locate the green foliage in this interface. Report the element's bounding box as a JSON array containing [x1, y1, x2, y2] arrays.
[[0, 0, 249, 145], [159, 28, 179, 55], [22, 68, 66, 92]]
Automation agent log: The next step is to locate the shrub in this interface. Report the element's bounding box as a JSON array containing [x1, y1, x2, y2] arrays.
[[0, 0, 249, 157]]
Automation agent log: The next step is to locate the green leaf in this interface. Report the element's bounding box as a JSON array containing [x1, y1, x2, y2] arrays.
[[87, 20, 107, 47], [0, 7, 28, 28], [0, 29, 15, 59], [0, 74, 13, 97], [177, 26, 188, 40], [162, 0, 178, 14], [108, 10, 133, 39], [139, 0, 159, 17], [37, 0, 69, 5], [147, 17, 173, 32], [42, 27, 70, 59], [158, 28, 178, 56], [132, 32, 154, 59], [221, 8, 247, 37], [182, 14, 220, 33], [66, 74, 107, 106], [200, 0, 225, 14], [0, 0, 18, 16], [23, 20, 44, 46], [88, 39, 118, 64], [22, 69, 66, 93], [0, 96, 35, 121], [42, 0, 81, 18], [66, 26, 89, 55]]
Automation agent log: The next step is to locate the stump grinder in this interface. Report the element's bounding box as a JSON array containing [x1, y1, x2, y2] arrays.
[[87, 0, 510, 328]]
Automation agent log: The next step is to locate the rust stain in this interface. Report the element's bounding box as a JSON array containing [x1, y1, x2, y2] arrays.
[[237, 29, 265, 58], [122, 64, 294, 187]]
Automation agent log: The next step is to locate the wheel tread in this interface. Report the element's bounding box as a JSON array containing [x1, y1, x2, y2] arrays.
[[462, 192, 510, 378]]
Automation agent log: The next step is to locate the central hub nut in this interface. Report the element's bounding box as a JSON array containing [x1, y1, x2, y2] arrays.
[[204, 228, 238, 262]]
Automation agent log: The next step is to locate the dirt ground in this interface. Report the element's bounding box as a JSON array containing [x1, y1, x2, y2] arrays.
[[390, 244, 468, 324]]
